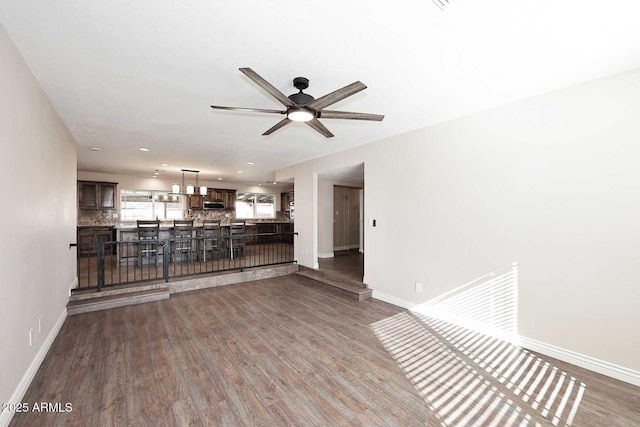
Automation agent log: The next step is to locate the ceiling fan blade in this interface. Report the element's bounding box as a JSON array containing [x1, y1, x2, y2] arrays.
[[305, 119, 334, 138], [308, 81, 367, 111], [210, 105, 286, 114], [239, 68, 296, 107], [319, 110, 385, 121], [263, 118, 292, 136]]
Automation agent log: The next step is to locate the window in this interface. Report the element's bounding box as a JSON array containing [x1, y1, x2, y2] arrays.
[[120, 190, 185, 220], [236, 193, 276, 219]]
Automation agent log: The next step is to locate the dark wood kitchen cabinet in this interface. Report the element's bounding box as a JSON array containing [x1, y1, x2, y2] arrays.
[[78, 181, 117, 209], [187, 195, 203, 209], [225, 190, 236, 209], [77, 226, 115, 254], [204, 189, 236, 208]]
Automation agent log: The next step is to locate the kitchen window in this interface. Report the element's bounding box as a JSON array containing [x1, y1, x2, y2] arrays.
[[120, 190, 185, 220], [236, 193, 275, 219]]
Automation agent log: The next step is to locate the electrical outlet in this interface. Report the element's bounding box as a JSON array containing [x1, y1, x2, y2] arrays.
[[29, 328, 33, 346], [415, 282, 423, 292]]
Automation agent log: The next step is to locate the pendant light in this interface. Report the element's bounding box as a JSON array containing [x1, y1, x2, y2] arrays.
[[171, 169, 207, 195]]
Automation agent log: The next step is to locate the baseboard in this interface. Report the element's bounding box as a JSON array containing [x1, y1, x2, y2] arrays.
[[0, 308, 67, 427], [318, 252, 334, 259], [333, 245, 360, 251], [68, 277, 78, 296], [372, 290, 416, 310], [519, 336, 640, 387]]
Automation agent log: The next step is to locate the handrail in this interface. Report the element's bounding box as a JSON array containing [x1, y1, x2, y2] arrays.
[[73, 232, 297, 292]]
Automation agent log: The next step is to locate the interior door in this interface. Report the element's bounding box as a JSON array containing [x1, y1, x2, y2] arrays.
[[333, 186, 360, 253]]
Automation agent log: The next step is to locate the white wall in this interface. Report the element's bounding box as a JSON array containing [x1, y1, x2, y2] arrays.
[[318, 179, 334, 257], [276, 67, 640, 374], [0, 23, 77, 417]]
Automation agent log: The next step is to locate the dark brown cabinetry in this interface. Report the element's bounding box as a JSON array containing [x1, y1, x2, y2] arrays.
[[77, 226, 115, 254], [281, 191, 294, 212], [78, 181, 117, 209], [225, 190, 237, 208], [256, 222, 293, 243], [187, 195, 204, 209], [197, 188, 237, 209]]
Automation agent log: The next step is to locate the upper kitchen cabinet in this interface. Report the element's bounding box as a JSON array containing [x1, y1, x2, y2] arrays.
[[281, 191, 294, 212], [78, 181, 117, 209], [187, 195, 204, 209], [225, 190, 236, 209], [204, 188, 236, 208]]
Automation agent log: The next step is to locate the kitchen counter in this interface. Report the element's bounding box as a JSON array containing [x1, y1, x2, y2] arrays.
[[113, 220, 293, 230]]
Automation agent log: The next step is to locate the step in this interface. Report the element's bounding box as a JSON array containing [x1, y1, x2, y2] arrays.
[[67, 287, 170, 315], [296, 270, 372, 301], [70, 282, 167, 301]]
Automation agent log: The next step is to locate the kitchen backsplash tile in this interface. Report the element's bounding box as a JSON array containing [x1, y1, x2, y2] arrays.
[[78, 208, 288, 226], [78, 208, 118, 226]]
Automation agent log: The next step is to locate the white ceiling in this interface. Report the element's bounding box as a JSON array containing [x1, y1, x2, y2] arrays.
[[1, 0, 639, 184]]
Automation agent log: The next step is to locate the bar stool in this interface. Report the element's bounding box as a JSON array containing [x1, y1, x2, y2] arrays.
[[136, 220, 160, 267], [200, 220, 222, 262], [228, 220, 246, 258], [172, 219, 194, 263]]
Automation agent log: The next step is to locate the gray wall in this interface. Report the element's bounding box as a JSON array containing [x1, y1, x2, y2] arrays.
[[0, 24, 77, 421]]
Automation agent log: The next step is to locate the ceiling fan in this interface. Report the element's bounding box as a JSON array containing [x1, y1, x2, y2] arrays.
[[210, 68, 384, 138]]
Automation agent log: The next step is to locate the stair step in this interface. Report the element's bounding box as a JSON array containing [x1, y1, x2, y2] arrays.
[[70, 282, 167, 301], [296, 270, 372, 301], [67, 287, 170, 315]]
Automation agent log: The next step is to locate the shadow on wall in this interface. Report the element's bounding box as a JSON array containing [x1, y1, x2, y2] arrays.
[[371, 263, 586, 427]]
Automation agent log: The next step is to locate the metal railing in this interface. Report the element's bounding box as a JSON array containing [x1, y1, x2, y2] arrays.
[[71, 232, 297, 292]]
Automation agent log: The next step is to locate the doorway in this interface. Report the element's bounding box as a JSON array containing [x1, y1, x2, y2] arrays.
[[333, 185, 361, 255], [317, 163, 365, 283]]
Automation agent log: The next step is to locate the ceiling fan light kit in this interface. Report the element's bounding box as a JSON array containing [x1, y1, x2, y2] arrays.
[[287, 107, 314, 122], [210, 68, 384, 138]]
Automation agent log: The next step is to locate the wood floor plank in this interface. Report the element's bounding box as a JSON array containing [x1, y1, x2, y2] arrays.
[[123, 303, 167, 426], [10, 274, 640, 427]]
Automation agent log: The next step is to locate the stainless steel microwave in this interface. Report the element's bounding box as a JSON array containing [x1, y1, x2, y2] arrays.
[[203, 201, 225, 209]]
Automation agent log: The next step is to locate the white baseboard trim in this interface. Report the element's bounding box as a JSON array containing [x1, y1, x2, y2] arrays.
[[318, 252, 334, 259], [68, 277, 78, 296], [333, 245, 360, 251], [0, 308, 67, 427], [372, 290, 416, 310], [520, 336, 640, 387]]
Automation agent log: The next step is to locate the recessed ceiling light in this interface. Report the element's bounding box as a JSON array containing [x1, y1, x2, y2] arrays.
[[247, 162, 255, 165], [152, 175, 158, 178], [257, 183, 262, 186], [273, 182, 277, 185], [90, 147, 101, 151], [237, 171, 243, 174], [139, 147, 150, 152], [217, 177, 223, 180], [161, 163, 169, 167]]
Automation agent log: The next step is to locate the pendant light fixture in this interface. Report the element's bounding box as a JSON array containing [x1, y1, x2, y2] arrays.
[[171, 169, 207, 196]]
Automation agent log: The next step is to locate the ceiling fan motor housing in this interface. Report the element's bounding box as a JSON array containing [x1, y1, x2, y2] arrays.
[[288, 91, 314, 105]]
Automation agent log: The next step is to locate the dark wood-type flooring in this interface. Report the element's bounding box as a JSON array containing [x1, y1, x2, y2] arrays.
[[318, 250, 364, 282], [10, 275, 640, 426]]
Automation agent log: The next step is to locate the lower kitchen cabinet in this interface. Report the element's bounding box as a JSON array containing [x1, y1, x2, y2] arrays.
[[77, 226, 115, 255]]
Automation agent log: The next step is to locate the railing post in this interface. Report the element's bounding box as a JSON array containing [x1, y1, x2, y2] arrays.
[[96, 242, 105, 292], [162, 239, 170, 282]]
